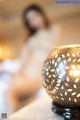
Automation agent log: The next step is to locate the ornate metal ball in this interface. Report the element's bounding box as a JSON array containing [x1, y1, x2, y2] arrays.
[[43, 45, 80, 107]]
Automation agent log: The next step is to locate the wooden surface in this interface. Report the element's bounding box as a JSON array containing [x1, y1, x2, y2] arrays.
[[9, 96, 63, 120]]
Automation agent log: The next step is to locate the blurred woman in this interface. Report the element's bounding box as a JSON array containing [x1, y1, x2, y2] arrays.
[[8, 4, 62, 112]]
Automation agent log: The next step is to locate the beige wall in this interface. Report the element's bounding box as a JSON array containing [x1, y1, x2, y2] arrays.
[[56, 16, 80, 46]]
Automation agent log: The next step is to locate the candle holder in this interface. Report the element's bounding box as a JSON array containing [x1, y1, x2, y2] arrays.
[[42, 45, 80, 120]]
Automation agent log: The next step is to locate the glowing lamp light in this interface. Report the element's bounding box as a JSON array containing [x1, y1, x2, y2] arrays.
[[70, 69, 80, 77], [42, 45, 80, 120]]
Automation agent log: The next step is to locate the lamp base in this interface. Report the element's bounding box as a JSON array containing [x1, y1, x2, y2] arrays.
[[52, 101, 80, 120]]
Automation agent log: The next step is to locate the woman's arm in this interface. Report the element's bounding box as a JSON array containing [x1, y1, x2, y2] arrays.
[[8, 40, 42, 112]]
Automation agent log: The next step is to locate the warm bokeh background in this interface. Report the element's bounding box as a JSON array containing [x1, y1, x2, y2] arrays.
[[0, 0, 80, 60]]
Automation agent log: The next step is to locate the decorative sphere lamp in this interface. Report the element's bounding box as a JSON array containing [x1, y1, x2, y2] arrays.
[[42, 45, 80, 120]]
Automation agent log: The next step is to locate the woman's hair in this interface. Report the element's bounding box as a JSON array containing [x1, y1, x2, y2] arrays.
[[23, 4, 49, 36]]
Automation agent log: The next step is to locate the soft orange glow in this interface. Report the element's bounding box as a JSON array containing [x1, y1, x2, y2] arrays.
[[70, 69, 80, 77], [0, 47, 4, 59], [58, 44, 80, 49], [73, 69, 80, 76], [0, 46, 13, 60], [71, 65, 76, 69]]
